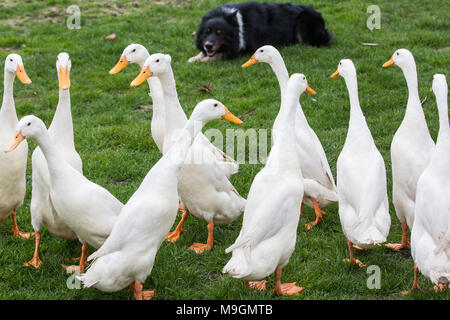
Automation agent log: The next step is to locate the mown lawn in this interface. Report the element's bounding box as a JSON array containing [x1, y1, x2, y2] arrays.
[[0, 0, 449, 300]]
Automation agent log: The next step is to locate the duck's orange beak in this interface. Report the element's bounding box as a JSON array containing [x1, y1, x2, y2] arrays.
[[221, 107, 243, 124], [16, 65, 32, 84], [382, 57, 395, 68], [4, 131, 25, 153], [330, 70, 340, 78], [130, 65, 153, 87], [110, 55, 131, 75], [305, 84, 316, 95], [58, 66, 70, 90], [242, 55, 259, 68]]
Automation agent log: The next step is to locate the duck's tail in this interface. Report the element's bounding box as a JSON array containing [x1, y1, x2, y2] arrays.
[[76, 271, 99, 288], [354, 225, 388, 248], [222, 247, 252, 279]]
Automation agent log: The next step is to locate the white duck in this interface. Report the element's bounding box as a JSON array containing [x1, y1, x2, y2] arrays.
[[109, 44, 166, 152], [0, 54, 31, 237], [410, 74, 449, 292], [22, 53, 82, 268], [78, 99, 242, 300], [5, 115, 124, 272], [331, 59, 391, 267], [382, 49, 435, 250], [223, 74, 310, 296], [242, 45, 337, 230], [131, 54, 245, 253]]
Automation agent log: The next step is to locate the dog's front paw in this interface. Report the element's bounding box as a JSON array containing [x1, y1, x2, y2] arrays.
[[200, 53, 222, 62], [188, 52, 205, 63]]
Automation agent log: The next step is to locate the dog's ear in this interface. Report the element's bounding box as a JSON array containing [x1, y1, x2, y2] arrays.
[[224, 9, 239, 26]]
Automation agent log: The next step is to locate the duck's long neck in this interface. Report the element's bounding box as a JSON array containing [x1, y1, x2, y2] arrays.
[[159, 66, 180, 101], [164, 116, 204, 170], [436, 88, 449, 145], [0, 71, 18, 125], [134, 56, 156, 96], [401, 62, 426, 122], [35, 129, 68, 179], [277, 90, 298, 128], [144, 71, 165, 127], [270, 57, 290, 99], [344, 73, 369, 134], [134, 58, 165, 134], [48, 88, 74, 146], [270, 58, 308, 126], [157, 67, 188, 144], [269, 88, 301, 173]]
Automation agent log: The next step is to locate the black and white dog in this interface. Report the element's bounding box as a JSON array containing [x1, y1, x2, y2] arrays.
[[188, 2, 331, 62]]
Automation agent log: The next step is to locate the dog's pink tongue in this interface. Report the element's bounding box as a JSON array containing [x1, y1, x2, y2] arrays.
[[206, 51, 216, 57]]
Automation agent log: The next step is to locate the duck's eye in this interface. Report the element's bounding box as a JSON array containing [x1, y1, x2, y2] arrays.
[[260, 50, 264, 53], [156, 59, 160, 63], [396, 52, 399, 56], [132, 49, 136, 53], [303, 77, 305, 80], [214, 103, 218, 107], [27, 122, 31, 126], [10, 58, 13, 62]]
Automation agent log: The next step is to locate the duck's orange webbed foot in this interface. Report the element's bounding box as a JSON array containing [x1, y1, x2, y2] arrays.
[[131, 282, 155, 300], [11, 210, 31, 238], [188, 243, 212, 254], [433, 284, 449, 292], [244, 280, 266, 291], [61, 243, 88, 273], [24, 255, 42, 268], [304, 198, 325, 231], [385, 242, 410, 250], [274, 283, 304, 296], [188, 222, 215, 254], [343, 258, 366, 268], [61, 264, 82, 273], [386, 222, 410, 250], [17, 231, 35, 239], [24, 232, 42, 268], [167, 206, 189, 243], [344, 240, 366, 268], [402, 263, 422, 295], [273, 268, 303, 296], [142, 290, 156, 300]]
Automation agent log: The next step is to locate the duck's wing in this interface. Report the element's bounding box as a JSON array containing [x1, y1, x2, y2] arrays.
[[226, 172, 301, 253], [309, 127, 336, 189], [297, 126, 336, 192], [195, 133, 239, 177], [88, 180, 124, 218], [348, 149, 388, 228], [87, 199, 157, 261], [416, 175, 450, 258]]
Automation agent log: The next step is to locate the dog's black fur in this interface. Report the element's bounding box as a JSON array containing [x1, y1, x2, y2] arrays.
[[194, 2, 332, 60]]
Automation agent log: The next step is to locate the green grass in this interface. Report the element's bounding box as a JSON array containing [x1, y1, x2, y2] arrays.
[[0, 0, 449, 300]]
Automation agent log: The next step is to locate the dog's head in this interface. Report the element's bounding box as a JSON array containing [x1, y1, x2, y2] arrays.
[[196, 10, 240, 58]]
